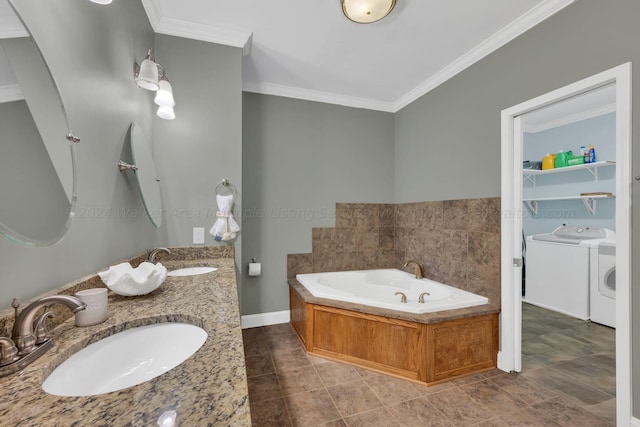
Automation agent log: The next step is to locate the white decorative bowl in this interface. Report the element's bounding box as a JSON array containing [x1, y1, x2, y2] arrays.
[[98, 262, 167, 296]]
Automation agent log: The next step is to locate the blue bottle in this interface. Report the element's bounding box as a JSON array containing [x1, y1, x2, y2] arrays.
[[589, 144, 596, 163]]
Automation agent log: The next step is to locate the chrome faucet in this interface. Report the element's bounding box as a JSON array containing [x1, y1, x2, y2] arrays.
[[0, 295, 86, 377], [403, 259, 424, 279], [147, 247, 171, 263]]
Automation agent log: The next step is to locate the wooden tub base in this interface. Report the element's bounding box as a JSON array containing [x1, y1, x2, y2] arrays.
[[290, 287, 499, 385]]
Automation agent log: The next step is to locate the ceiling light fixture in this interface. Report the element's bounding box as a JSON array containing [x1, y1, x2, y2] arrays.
[[134, 48, 176, 120], [341, 0, 396, 24], [89, 0, 112, 4]]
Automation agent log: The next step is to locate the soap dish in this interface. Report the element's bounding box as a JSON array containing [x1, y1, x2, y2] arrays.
[[98, 262, 168, 296]]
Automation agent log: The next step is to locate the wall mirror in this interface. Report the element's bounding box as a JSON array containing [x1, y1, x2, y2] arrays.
[[0, 4, 78, 246], [122, 122, 163, 228]]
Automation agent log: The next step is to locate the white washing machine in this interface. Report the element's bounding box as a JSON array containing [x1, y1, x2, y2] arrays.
[[590, 242, 616, 328], [524, 226, 615, 320]]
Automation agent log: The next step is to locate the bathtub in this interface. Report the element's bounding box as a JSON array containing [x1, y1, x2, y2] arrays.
[[295, 269, 488, 314]]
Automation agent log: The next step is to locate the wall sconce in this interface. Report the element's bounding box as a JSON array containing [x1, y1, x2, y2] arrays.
[[341, 0, 396, 23], [134, 48, 176, 120]]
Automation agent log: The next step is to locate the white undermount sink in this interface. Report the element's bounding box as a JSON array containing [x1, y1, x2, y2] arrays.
[[167, 266, 217, 277], [42, 323, 207, 396]]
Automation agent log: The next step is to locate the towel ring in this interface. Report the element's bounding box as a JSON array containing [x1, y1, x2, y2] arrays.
[[215, 179, 236, 197]]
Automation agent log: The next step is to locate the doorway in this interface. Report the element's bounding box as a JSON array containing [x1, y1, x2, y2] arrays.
[[499, 63, 632, 424]]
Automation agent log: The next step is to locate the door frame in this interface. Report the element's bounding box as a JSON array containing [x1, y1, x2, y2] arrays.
[[499, 63, 632, 423]]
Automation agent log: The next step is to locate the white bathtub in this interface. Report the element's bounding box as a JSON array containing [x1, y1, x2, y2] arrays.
[[296, 269, 488, 314]]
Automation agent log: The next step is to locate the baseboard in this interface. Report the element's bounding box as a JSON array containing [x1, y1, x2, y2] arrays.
[[241, 310, 291, 329]]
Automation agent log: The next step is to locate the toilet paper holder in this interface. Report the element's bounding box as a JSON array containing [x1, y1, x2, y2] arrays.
[[248, 258, 261, 277]]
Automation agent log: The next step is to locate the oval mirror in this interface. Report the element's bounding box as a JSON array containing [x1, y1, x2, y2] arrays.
[[0, 4, 78, 246], [130, 123, 162, 228]]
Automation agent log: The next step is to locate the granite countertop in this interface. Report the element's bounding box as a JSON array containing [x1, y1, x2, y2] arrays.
[[0, 251, 250, 426], [289, 278, 500, 324]]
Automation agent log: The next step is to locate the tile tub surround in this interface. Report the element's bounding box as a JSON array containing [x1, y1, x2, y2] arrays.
[[288, 197, 501, 306], [0, 247, 250, 426]]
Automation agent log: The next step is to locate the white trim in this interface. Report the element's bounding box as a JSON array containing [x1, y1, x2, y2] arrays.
[[393, 0, 575, 112], [631, 416, 640, 427], [241, 310, 290, 329], [140, 0, 163, 32], [500, 62, 633, 425], [0, 84, 23, 102], [242, 81, 396, 112], [523, 103, 616, 133], [0, 11, 27, 39], [141, 0, 252, 56]]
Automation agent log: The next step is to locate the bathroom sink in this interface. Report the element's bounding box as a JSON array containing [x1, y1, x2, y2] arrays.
[[42, 323, 207, 396], [167, 266, 217, 277]]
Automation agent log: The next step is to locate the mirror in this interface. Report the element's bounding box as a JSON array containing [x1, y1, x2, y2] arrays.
[[0, 5, 78, 246], [127, 122, 162, 228]]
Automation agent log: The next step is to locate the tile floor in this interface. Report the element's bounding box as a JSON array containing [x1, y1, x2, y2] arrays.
[[242, 305, 615, 426]]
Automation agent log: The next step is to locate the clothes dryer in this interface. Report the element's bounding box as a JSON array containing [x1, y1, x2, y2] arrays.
[[590, 242, 616, 327]]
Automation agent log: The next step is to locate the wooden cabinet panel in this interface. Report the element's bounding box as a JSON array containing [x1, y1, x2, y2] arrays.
[[289, 288, 307, 346], [428, 314, 498, 382]]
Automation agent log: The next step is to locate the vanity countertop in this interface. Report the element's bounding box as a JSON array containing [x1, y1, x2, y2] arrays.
[[0, 254, 251, 426]]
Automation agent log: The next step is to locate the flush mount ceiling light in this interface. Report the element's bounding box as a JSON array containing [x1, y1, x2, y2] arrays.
[[89, 0, 112, 4], [341, 0, 396, 24]]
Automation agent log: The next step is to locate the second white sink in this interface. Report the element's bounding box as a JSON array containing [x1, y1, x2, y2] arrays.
[[167, 266, 217, 277], [42, 322, 207, 396]]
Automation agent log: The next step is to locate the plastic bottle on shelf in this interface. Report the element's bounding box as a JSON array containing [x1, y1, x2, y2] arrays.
[[555, 150, 569, 168], [589, 144, 596, 163], [542, 153, 555, 170]]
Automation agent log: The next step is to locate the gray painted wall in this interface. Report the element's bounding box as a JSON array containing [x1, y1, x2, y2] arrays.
[[152, 34, 243, 278], [0, 0, 157, 309], [394, 0, 639, 415], [242, 93, 394, 315]]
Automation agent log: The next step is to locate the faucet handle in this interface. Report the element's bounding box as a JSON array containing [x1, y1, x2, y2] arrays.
[[34, 312, 54, 345], [0, 337, 18, 366]]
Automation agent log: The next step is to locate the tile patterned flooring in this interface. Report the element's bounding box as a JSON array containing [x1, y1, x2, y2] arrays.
[[243, 304, 615, 426]]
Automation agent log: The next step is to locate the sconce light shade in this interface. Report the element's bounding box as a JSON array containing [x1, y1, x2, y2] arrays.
[[157, 105, 176, 120], [342, 0, 396, 23], [154, 78, 175, 107], [135, 49, 160, 91]]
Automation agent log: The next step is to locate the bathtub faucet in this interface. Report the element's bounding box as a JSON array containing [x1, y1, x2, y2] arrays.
[[403, 260, 424, 279]]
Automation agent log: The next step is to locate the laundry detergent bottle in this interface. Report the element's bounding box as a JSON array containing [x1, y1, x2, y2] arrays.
[[555, 150, 569, 168], [542, 153, 555, 170]]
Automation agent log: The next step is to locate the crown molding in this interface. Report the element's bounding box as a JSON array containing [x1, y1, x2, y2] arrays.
[[523, 103, 616, 133], [392, 0, 575, 112], [0, 84, 23, 102], [243, 81, 396, 112], [141, 0, 252, 56], [0, 12, 27, 39]]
